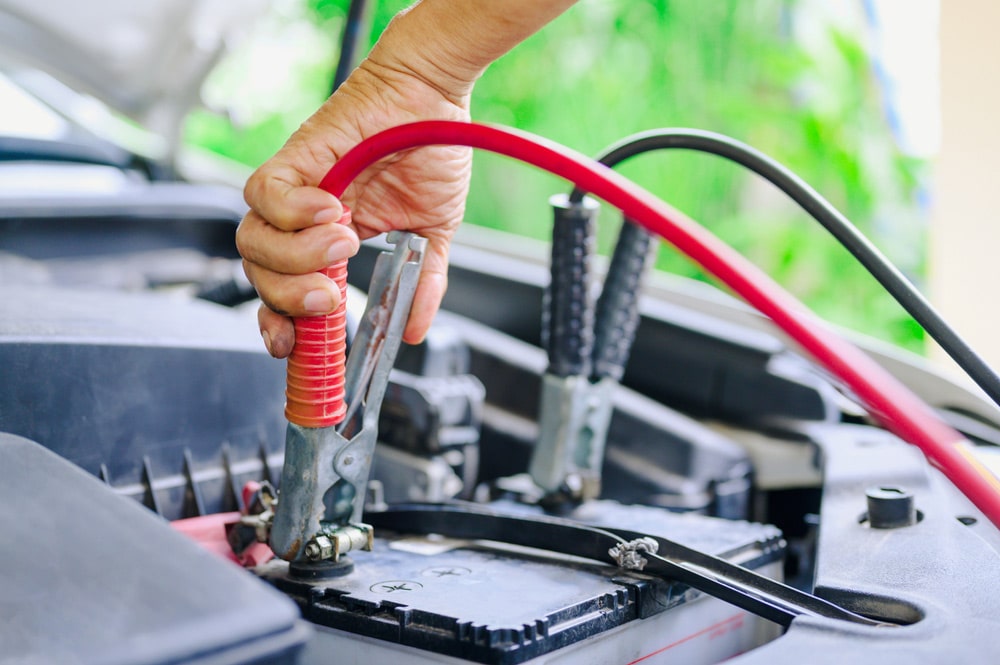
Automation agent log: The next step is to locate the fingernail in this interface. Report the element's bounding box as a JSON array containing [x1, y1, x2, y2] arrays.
[[303, 289, 336, 314], [325, 238, 357, 264], [313, 208, 343, 225], [272, 332, 293, 358], [261, 329, 274, 355]]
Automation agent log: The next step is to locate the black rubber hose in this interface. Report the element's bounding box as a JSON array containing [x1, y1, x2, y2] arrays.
[[570, 128, 1000, 411]]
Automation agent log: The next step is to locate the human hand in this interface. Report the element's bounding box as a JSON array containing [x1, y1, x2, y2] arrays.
[[237, 0, 576, 358], [237, 43, 472, 358]]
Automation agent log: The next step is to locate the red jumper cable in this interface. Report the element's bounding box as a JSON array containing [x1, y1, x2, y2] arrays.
[[312, 120, 1000, 530]]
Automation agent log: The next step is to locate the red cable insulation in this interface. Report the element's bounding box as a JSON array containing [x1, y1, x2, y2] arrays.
[[319, 120, 1000, 529]]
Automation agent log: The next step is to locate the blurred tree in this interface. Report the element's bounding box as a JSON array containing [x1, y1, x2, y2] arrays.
[[185, 0, 927, 352]]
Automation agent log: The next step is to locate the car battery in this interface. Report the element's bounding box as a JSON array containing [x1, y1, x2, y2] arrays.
[[257, 502, 784, 664]]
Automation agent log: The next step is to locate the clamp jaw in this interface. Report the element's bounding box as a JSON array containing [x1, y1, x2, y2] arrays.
[[530, 372, 616, 501], [268, 231, 427, 565]]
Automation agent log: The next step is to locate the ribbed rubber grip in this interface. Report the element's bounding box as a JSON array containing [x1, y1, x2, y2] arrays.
[[284, 209, 351, 428], [543, 194, 597, 378], [592, 220, 655, 381]]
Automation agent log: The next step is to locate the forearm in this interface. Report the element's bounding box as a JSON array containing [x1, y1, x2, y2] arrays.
[[366, 0, 577, 103]]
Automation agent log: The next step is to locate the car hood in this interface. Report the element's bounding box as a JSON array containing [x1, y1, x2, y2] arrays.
[[0, 0, 266, 140]]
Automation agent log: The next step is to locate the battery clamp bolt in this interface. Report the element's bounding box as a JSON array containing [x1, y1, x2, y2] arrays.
[[304, 524, 375, 562], [304, 535, 334, 561]]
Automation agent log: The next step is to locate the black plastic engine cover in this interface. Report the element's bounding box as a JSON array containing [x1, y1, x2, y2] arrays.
[[0, 285, 287, 519], [0, 432, 309, 665]]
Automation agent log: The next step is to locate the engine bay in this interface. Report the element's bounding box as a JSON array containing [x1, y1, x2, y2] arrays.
[[3, 133, 1000, 664]]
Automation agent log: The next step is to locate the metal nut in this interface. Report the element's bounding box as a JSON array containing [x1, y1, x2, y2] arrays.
[[304, 535, 334, 561]]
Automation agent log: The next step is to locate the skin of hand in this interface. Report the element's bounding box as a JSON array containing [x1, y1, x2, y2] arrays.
[[237, 0, 576, 358]]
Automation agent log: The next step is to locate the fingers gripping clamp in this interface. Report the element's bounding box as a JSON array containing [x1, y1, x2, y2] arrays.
[[269, 232, 427, 563]]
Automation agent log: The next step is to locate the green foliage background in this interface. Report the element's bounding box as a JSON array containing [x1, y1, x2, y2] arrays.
[[186, 0, 927, 352]]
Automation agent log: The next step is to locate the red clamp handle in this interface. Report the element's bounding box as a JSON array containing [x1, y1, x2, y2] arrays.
[[284, 209, 351, 428]]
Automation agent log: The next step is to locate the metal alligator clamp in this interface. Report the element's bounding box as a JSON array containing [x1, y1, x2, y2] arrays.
[[269, 225, 426, 579], [527, 194, 655, 508]]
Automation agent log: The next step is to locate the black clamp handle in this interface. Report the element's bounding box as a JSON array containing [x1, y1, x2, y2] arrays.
[[544, 193, 597, 378]]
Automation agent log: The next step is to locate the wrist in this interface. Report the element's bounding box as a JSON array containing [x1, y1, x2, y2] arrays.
[[363, 3, 484, 107]]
